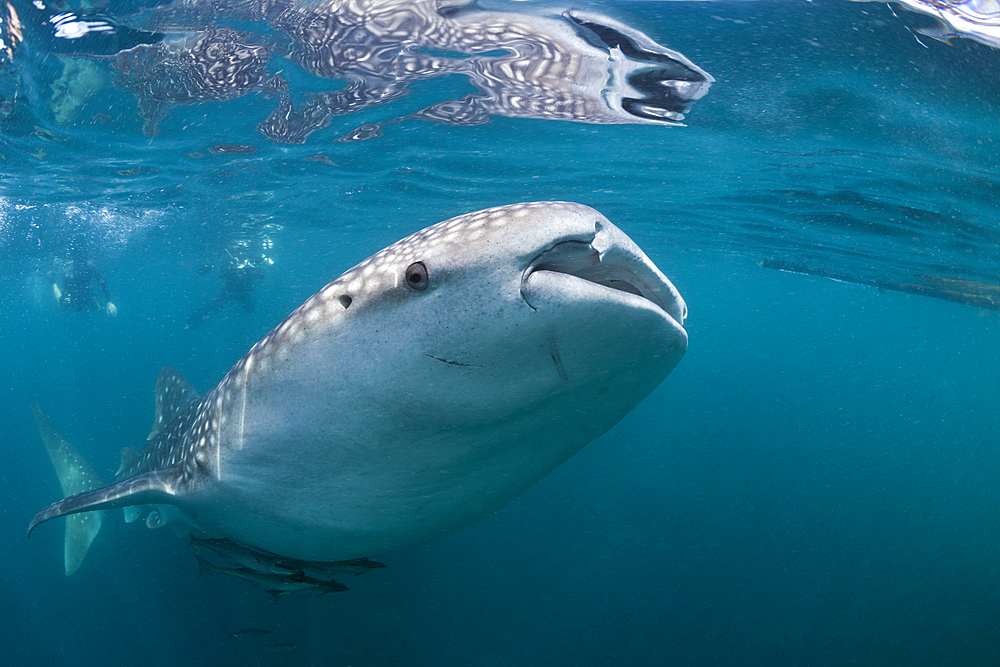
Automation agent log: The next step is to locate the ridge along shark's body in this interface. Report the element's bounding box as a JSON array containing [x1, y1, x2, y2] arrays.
[[28, 202, 688, 579]]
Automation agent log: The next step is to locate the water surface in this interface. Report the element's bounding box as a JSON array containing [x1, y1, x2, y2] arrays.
[[1, 1, 998, 665]]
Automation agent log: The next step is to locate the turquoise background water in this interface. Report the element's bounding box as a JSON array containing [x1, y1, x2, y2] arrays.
[[1, 0, 999, 665]]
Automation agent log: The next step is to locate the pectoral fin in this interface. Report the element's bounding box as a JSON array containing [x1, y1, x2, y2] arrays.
[[28, 464, 184, 538]]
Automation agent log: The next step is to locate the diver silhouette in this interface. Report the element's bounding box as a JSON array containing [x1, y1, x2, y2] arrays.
[[53, 249, 117, 316], [186, 250, 268, 329]]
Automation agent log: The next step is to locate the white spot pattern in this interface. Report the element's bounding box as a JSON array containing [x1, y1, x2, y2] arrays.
[[118, 202, 580, 491]]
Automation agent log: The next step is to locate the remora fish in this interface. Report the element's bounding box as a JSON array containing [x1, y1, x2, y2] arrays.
[[28, 202, 687, 572], [196, 556, 347, 602], [191, 535, 386, 580]]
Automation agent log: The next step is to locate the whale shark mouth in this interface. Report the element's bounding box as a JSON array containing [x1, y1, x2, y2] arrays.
[[521, 234, 686, 327]]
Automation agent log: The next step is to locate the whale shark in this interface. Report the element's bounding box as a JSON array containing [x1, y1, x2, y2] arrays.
[[28, 201, 687, 583]]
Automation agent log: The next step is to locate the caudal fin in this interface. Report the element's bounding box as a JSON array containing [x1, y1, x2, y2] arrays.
[[27, 397, 105, 576]]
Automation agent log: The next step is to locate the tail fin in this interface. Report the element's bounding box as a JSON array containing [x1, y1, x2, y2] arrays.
[[28, 397, 105, 575]]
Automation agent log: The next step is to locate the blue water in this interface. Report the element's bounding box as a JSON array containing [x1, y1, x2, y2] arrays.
[[2, 0, 999, 665]]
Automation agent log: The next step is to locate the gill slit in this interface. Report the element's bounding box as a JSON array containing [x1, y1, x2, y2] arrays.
[[238, 361, 249, 452], [214, 397, 223, 477], [550, 340, 568, 381]]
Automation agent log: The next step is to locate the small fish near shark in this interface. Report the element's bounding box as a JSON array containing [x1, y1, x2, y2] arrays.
[[195, 554, 348, 602], [191, 535, 386, 601], [27, 201, 688, 596]]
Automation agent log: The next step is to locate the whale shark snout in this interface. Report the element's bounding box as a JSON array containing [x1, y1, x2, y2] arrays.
[[521, 218, 687, 328]]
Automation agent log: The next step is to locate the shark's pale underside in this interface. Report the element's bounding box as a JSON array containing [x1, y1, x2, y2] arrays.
[[28, 202, 688, 584]]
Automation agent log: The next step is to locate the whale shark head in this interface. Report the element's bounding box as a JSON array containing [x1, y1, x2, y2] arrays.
[[252, 200, 686, 397], [29, 202, 687, 566]]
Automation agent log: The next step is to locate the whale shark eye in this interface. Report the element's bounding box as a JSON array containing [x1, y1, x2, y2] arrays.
[[405, 262, 429, 291]]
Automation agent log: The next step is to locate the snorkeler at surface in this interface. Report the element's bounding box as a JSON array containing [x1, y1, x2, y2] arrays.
[[53, 249, 117, 316], [186, 246, 270, 329]]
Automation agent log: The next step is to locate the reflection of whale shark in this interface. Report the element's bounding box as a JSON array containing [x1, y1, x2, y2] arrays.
[[29, 202, 687, 588], [26, 0, 712, 140], [257, 3, 714, 142]]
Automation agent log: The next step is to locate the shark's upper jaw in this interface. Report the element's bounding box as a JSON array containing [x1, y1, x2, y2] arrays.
[[520, 224, 687, 328]]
